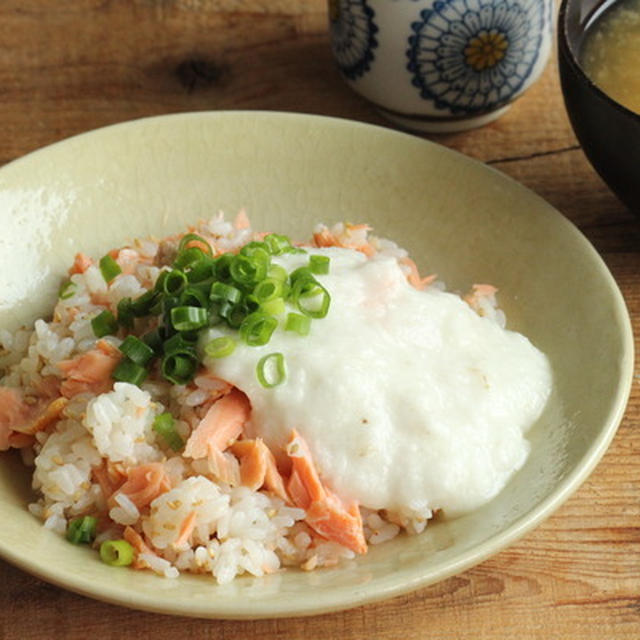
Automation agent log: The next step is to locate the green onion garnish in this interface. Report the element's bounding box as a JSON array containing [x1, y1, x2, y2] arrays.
[[152, 412, 184, 451], [210, 281, 242, 304], [163, 332, 197, 355], [173, 246, 207, 271], [213, 254, 234, 282], [186, 260, 215, 284], [239, 312, 278, 346], [264, 234, 293, 255], [240, 241, 269, 258], [289, 266, 314, 285], [256, 352, 286, 388], [162, 269, 188, 297], [91, 310, 119, 338], [112, 358, 148, 386], [260, 297, 286, 316], [292, 279, 331, 319], [118, 335, 154, 366], [159, 295, 179, 318], [142, 328, 165, 354], [99, 540, 134, 567], [205, 336, 236, 359], [161, 351, 198, 385], [154, 270, 169, 293], [105, 233, 331, 392], [99, 254, 122, 283], [117, 297, 135, 329], [130, 289, 162, 317], [309, 254, 330, 275], [179, 286, 208, 308], [224, 303, 249, 329], [267, 264, 288, 282], [66, 516, 98, 545], [252, 278, 283, 304], [178, 233, 213, 256], [230, 253, 268, 286], [285, 312, 311, 336], [170, 306, 208, 331], [58, 281, 76, 300]]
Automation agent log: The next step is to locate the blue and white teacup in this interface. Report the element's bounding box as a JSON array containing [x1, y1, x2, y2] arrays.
[[328, 0, 554, 132]]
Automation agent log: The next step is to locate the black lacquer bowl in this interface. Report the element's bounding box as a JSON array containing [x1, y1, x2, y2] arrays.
[[558, 0, 640, 213]]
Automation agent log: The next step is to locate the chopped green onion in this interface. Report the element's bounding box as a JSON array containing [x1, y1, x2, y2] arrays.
[[179, 286, 208, 308], [117, 297, 135, 329], [186, 260, 215, 283], [213, 254, 234, 282], [252, 278, 283, 304], [162, 269, 188, 297], [154, 270, 169, 293], [239, 312, 278, 346], [161, 352, 198, 385], [260, 297, 286, 316], [309, 254, 330, 275], [118, 335, 154, 366], [291, 278, 331, 319], [205, 336, 236, 359], [230, 253, 269, 286], [58, 280, 76, 300], [159, 295, 180, 319], [152, 412, 184, 451], [178, 233, 213, 256], [256, 352, 286, 388], [99, 540, 134, 567], [240, 241, 268, 257], [289, 266, 314, 285], [91, 310, 118, 338], [130, 289, 162, 317], [243, 296, 261, 314], [112, 358, 148, 386], [210, 281, 242, 304], [66, 516, 98, 545], [206, 306, 224, 327], [99, 254, 122, 283], [163, 332, 197, 355], [179, 330, 200, 344], [267, 264, 288, 282], [224, 303, 249, 329], [264, 233, 294, 255], [170, 306, 208, 331], [285, 312, 311, 336], [173, 246, 207, 271], [209, 299, 233, 323], [142, 328, 165, 354]]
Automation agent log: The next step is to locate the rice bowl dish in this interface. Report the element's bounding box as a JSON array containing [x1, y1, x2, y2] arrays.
[[0, 111, 631, 618], [0, 212, 552, 584]]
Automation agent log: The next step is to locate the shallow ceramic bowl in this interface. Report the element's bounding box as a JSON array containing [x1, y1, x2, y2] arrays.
[[558, 0, 640, 213], [0, 112, 632, 619]]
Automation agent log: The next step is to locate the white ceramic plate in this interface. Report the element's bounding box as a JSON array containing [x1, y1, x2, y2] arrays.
[[0, 112, 633, 618]]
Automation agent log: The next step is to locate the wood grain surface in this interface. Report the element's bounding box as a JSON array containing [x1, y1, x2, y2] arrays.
[[0, 1, 638, 638]]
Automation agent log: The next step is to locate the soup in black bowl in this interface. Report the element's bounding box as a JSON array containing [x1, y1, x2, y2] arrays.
[[558, 0, 640, 214]]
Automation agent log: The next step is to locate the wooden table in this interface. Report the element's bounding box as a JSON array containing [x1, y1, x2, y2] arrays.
[[1, 2, 638, 638]]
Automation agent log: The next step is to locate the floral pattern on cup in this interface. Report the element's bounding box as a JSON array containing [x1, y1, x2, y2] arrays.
[[406, 0, 547, 114], [329, 0, 378, 80]]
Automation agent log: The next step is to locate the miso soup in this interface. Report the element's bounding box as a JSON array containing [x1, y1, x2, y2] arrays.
[[581, 0, 640, 114]]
